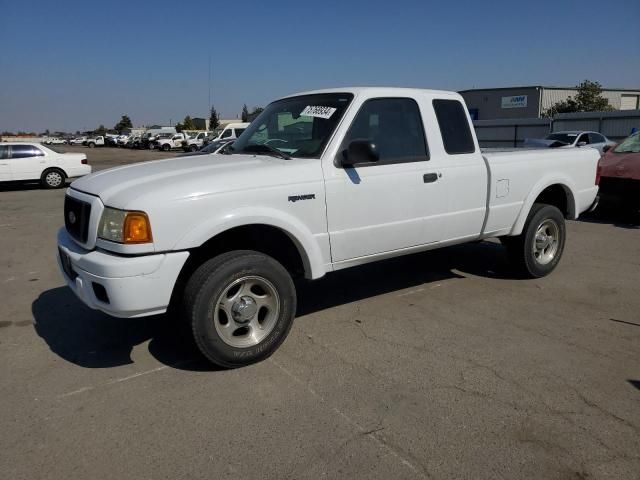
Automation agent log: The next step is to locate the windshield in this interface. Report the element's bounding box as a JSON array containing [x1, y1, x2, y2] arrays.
[[545, 133, 578, 144], [613, 132, 640, 153], [231, 93, 354, 158]]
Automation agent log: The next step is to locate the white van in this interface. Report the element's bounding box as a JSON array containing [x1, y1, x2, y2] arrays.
[[213, 122, 250, 141]]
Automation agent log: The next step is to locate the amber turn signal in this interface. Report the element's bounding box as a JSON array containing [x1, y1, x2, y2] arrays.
[[123, 212, 153, 244]]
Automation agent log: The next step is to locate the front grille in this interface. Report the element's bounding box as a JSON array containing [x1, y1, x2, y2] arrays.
[[64, 195, 91, 243]]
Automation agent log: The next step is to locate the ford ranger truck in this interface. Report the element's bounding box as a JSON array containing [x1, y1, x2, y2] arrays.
[[57, 87, 600, 368]]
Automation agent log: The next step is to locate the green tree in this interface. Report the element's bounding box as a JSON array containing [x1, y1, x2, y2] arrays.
[[175, 123, 184, 133], [248, 106, 264, 120], [209, 105, 220, 130], [241, 104, 249, 122], [543, 80, 614, 117], [182, 115, 196, 130], [114, 115, 133, 132], [95, 125, 107, 135]]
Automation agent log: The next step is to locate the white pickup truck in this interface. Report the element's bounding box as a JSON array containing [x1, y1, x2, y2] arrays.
[[86, 136, 105, 148], [153, 133, 189, 151], [57, 87, 600, 368], [181, 131, 210, 152]]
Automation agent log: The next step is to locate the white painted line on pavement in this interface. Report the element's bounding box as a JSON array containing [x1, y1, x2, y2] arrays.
[[56, 360, 193, 399]]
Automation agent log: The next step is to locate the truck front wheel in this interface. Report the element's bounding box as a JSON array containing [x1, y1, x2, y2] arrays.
[[502, 203, 566, 278], [162, 144, 171, 152], [183, 250, 297, 368]]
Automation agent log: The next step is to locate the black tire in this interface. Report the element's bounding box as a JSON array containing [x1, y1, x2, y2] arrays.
[[88, 142, 95, 148], [183, 250, 297, 368], [162, 144, 171, 152], [41, 168, 66, 189], [502, 203, 566, 278], [190, 144, 198, 152]]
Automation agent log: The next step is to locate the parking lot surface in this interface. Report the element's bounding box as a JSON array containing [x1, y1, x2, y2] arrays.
[[1, 147, 639, 479]]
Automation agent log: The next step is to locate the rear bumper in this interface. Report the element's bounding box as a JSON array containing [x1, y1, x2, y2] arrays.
[[57, 228, 189, 318], [67, 165, 92, 179]]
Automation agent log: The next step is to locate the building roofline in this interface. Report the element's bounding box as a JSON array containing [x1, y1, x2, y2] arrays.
[[459, 86, 640, 93]]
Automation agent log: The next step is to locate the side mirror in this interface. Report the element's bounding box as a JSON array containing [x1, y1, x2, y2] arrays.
[[342, 139, 379, 166], [602, 145, 612, 153], [577, 141, 587, 147]]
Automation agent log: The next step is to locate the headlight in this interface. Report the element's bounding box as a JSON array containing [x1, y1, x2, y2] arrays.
[[98, 207, 153, 244]]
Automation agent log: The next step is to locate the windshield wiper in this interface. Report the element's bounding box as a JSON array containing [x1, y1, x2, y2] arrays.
[[239, 143, 291, 160]]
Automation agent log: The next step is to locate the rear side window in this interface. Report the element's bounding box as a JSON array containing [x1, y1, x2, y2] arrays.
[[342, 97, 429, 165], [0, 145, 8, 159], [11, 145, 44, 158], [432, 99, 475, 154], [589, 133, 605, 144]]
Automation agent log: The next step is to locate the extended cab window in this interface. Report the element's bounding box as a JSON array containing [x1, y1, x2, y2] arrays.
[[341, 98, 428, 165], [432, 99, 476, 154]]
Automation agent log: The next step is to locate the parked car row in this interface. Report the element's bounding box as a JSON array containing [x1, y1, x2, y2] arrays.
[[61, 122, 251, 153]]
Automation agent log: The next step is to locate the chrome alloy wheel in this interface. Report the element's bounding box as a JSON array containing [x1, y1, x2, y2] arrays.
[[213, 275, 280, 348], [533, 219, 560, 265]]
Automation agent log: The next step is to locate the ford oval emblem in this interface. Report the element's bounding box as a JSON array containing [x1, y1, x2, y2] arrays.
[[68, 211, 77, 224]]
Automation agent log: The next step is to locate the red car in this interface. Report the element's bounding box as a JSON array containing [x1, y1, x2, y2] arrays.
[[598, 131, 640, 211]]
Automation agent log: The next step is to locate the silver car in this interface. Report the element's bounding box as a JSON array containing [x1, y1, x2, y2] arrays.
[[544, 131, 616, 154]]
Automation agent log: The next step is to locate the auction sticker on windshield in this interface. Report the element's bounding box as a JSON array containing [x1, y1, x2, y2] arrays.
[[301, 106, 337, 119]]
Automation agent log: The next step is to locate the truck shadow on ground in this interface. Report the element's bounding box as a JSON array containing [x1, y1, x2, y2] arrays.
[[32, 241, 514, 371], [580, 207, 640, 229]]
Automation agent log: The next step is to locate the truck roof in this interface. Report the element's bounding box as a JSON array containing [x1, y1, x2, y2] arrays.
[[284, 86, 461, 99]]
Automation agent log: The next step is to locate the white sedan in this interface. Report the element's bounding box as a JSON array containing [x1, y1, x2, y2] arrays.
[[544, 131, 616, 154], [0, 143, 92, 188]]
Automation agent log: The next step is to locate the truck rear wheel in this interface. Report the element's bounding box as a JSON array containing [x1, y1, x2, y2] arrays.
[[502, 203, 566, 278], [183, 250, 297, 368], [190, 144, 198, 152], [88, 142, 95, 148], [162, 144, 171, 152]]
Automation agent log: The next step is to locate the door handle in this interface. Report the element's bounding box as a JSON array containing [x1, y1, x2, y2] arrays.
[[423, 173, 439, 183]]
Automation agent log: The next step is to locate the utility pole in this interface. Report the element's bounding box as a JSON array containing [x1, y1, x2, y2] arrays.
[[208, 55, 212, 110]]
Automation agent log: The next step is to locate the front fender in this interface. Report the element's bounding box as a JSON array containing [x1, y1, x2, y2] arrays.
[[510, 176, 577, 236], [173, 206, 327, 279]]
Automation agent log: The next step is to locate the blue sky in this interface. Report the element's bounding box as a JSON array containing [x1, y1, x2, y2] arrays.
[[1, 0, 638, 133]]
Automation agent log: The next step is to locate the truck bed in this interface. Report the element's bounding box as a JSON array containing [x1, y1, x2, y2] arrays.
[[480, 147, 601, 237]]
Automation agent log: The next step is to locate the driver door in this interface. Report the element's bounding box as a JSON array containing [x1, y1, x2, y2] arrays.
[[324, 97, 445, 263]]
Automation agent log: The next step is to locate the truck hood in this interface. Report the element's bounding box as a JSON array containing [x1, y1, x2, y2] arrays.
[[70, 153, 299, 209]]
